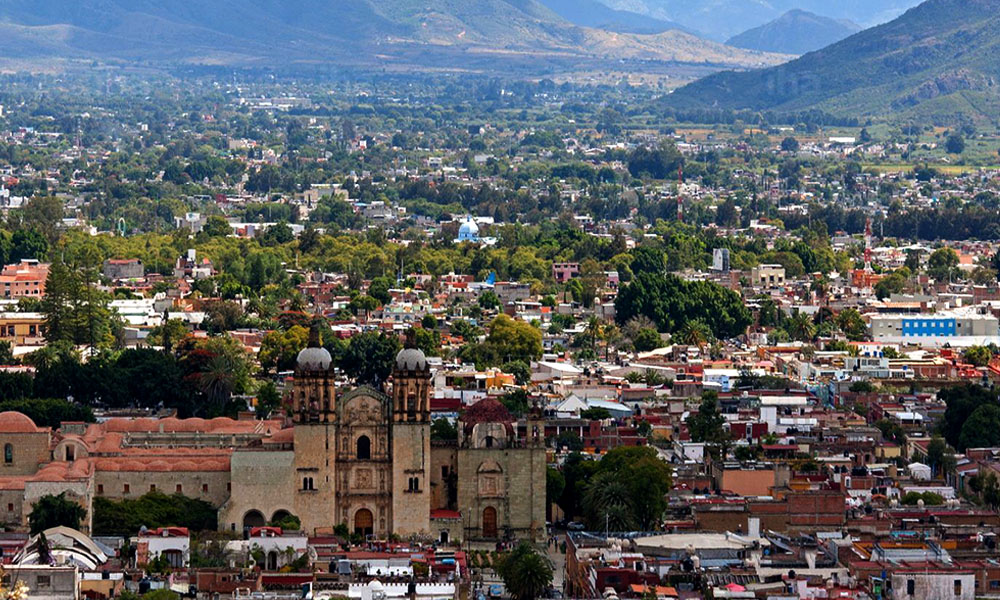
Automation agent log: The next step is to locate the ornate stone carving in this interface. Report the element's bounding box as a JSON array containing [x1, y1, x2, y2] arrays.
[[356, 468, 374, 489]]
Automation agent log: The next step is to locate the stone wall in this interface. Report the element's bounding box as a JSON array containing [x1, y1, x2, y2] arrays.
[[219, 449, 295, 532]]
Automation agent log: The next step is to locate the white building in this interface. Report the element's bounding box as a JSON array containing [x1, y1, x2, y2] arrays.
[[134, 527, 190, 568], [870, 311, 1000, 347]]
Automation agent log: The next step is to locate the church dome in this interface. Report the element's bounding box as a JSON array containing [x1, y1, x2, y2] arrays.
[[0, 411, 40, 433], [458, 218, 479, 238], [395, 347, 428, 371], [296, 346, 331, 371], [461, 397, 514, 432]]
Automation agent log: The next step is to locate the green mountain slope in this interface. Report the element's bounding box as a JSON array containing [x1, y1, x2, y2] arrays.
[[726, 10, 860, 55], [666, 0, 1000, 123]]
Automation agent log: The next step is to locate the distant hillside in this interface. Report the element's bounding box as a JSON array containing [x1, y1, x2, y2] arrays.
[[666, 0, 1000, 124], [726, 10, 861, 55], [0, 0, 790, 75], [597, 0, 921, 40], [537, 0, 688, 35]]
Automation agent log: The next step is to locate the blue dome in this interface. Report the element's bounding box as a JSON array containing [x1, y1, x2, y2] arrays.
[[458, 218, 479, 238]]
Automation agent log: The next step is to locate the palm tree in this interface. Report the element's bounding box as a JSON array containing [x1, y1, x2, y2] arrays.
[[499, 543, 554, 600], [582, 471, 636, 531], [787, 311, 816, 342], [675, 320, 712, 348], [584, 316, 605, 355], [199, 354, 237, 411]]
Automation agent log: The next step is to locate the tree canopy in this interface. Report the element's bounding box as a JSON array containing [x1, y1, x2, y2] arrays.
[[615, 273, 751, 339]]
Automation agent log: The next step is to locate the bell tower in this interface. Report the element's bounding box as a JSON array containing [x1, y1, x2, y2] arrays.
[[292, 323, 336, 423], [390, 329, 432, 536], [392, 330, 431, 422]]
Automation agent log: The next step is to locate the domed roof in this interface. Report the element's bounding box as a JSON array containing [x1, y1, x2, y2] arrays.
[[459, 218, 479, 236], [296, 346, 332, 371], [461, 397, 514, 433], [297, 322, 332, 371], [0, 411, 40, 433], [395, 347, 428, 371]]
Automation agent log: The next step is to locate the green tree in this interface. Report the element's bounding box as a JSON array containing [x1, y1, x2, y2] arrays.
[[499, 388, 530, 417], [835, 308, 868, 341], [40, 261, 79, 344], [940, 383, 998, 449], [945, 133, 966, 154], [430, 418, 458, 442], [0, 398, 93, 428], [92, 491, 217, 535], [478, 290, 501, 310], [10, 228, 49, 262], [585, 446, 672, 530], [29, 492, 86, 534], [632, 328, 662, 352], [497, 542, 553, 600], [927, 247, 960, 282], [368, 276, 393, 306], [959, 405, 1000, 451], [626, 141, 684, 180], [486, 315, 542, 364], [674, 320, 713, 347], [339, 332, 401, 388], [203, 216, 232, 237], [615, 273, 750, 339], [687, 391, 730, 456], [925, 435, 950, 476], [147, 319, 190, 354], [546, 468, 565, 509], [964, 346, 993, 367], [503, 360, 531, 385], [258, 325, 310, 374], [780, 137, 800, 152], [255, 381, 283, 418]]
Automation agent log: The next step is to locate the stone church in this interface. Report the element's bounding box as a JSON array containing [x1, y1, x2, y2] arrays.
[[219, 328, 547, 542]]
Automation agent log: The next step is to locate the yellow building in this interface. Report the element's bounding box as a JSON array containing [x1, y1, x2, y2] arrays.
[[0, 312, 45, 346]]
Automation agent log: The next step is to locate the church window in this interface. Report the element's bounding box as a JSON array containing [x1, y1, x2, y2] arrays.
[[484, 436, 495, 448], [303, 477, 315, 491], [3, 444, 11, 464], [357, 435, 371, 460]]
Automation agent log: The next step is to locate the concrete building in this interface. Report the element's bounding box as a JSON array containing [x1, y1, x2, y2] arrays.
[[102, 259, 144, 281], [0, 260, 49, 299], [750, 264, 786, 288], [552, 263, 580, 284], [0, 312, 45, 345], [870, 311, 1000, 347]]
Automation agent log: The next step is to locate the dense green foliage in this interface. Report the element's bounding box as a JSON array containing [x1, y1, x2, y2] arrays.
[[615, 273, 751, 339], [580, 446, 672, 531], [940, 384, 1000, 451], [29, 492, 87, 534], [93, 492, 218, 535]]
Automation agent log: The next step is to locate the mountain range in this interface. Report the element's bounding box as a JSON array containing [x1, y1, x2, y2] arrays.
[[596, 0, 921, 40], [0, 0, 788, 74], [726, 10, 861, 55], [666, 0, 1000, 124], [537, 0, 690, 35]]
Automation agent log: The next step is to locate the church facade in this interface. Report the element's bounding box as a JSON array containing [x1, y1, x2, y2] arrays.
[[219, 331, 547, 542]]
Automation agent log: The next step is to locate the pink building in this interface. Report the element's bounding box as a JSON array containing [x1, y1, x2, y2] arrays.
[[552, 262, 580, 283], [0, 260, 49, 299]]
